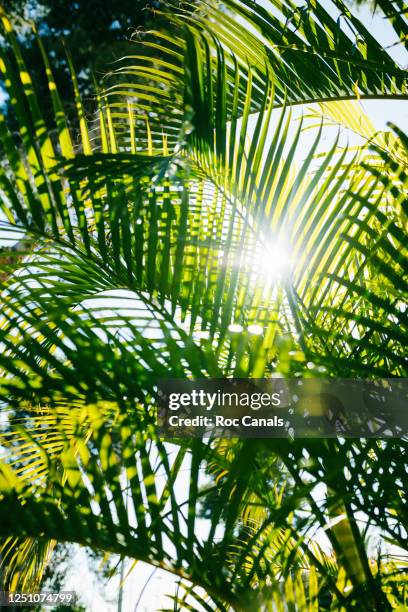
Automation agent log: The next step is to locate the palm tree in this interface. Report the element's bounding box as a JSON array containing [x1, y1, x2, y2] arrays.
[[0, 0, 406, 609]]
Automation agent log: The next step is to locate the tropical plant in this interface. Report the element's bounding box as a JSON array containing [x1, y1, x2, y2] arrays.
[[0, 0, 189, 129], [0, 0, 407, 609]]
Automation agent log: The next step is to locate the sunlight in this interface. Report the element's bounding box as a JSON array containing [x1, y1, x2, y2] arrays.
[[249, 239, 294, 285], [261, 243, 292, 280]]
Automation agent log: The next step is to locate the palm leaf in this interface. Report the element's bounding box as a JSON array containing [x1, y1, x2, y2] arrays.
[[0, 5, 407, 610]]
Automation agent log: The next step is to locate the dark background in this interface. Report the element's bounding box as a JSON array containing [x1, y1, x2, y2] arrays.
[[1, 0, 175, 123]]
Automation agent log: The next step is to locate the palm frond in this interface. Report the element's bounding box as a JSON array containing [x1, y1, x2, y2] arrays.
[[0, 4, 406, 610]]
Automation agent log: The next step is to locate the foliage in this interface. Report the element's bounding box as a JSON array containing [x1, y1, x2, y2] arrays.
[[0, 0, 184, 128], [0, 0, 407, 610]]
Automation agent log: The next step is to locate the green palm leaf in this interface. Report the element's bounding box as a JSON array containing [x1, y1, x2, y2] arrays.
[[0, 3, 407, 610]]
